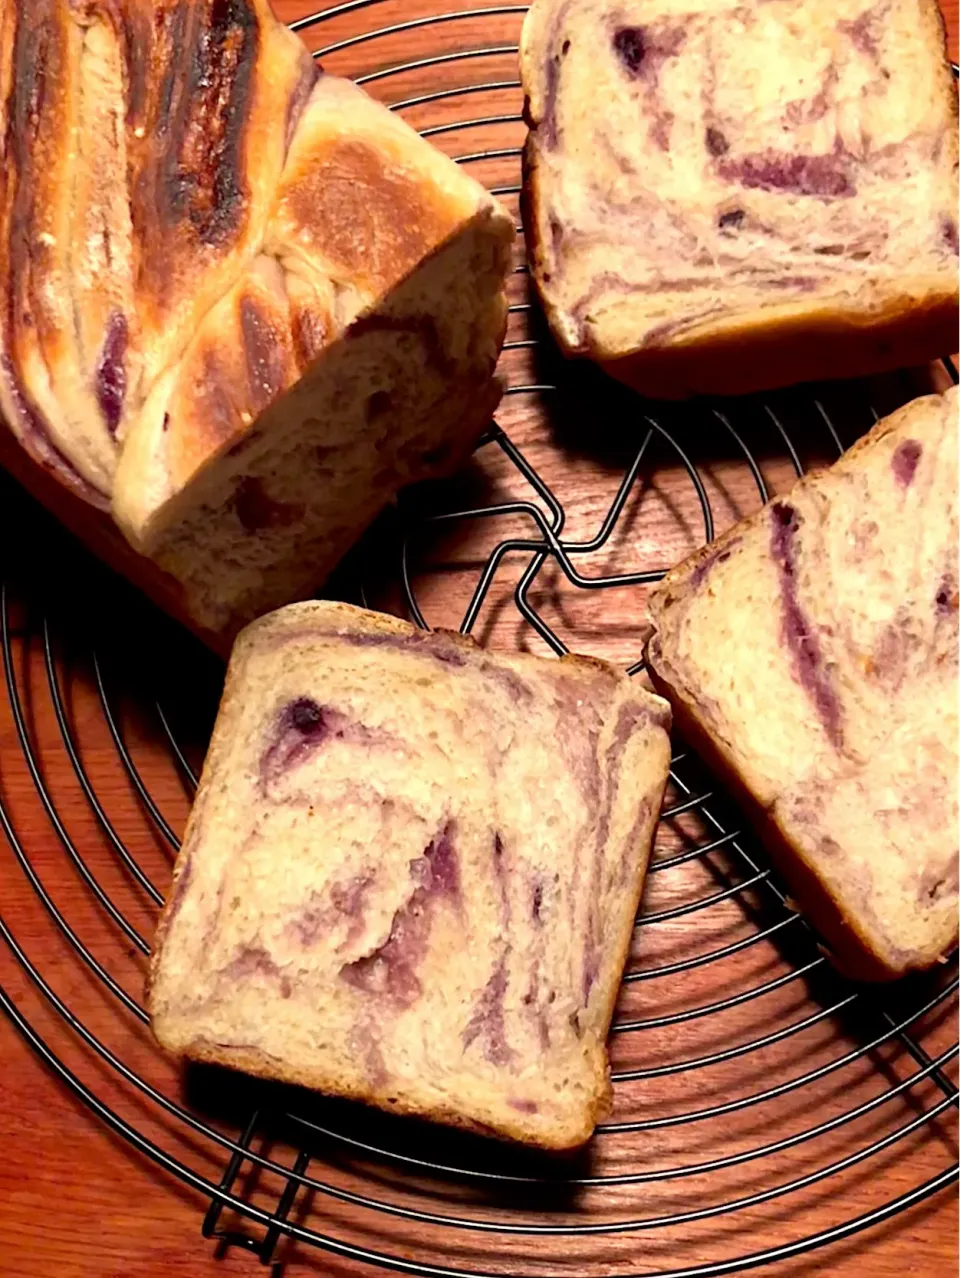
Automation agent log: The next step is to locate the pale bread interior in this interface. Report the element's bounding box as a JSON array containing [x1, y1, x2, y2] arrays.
[[149, 601, 672, 1148], [647, 388, 958, 975]]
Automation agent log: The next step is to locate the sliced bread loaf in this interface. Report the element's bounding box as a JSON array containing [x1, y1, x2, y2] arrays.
[[520, 0, 958, 397], [646, 388, 958, 979], [0, 2, 514, 644], [148, 602, 672, 1148]]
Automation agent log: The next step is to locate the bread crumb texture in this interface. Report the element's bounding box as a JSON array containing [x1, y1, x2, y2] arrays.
[[521, 0, 958, 364], [149, 602, 672, 1149], [647, 387, 959, 978]]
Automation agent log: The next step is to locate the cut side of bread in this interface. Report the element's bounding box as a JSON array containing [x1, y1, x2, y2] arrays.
[[148, 601, 672, 1149], [646, 388, 958, 980], [0, 3, 513, 644], [520, 0, 959, 398], [112, 76, 513, 636]]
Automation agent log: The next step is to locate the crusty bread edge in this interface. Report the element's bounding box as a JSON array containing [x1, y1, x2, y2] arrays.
[[645, 390, 959, 982], [580, 712, 672, 1114], [163, 1038, 598, 1151], [597, 292, 959, 400], [145, 616, 270, 1006]]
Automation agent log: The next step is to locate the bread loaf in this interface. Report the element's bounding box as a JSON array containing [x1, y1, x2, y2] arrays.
[[0, 2, 513, 643], [520, 0, 959, 398], [148, 601, 672, 1148], [646, 388, 958, 980]]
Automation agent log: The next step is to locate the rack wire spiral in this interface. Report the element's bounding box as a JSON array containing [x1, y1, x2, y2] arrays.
[[0, 3, 957, 1275]]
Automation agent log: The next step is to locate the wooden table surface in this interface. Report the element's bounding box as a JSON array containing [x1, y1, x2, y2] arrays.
[[1, 4, 957, 1277]]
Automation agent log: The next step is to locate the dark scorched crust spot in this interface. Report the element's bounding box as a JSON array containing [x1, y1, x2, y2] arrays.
[[175, 0, 260, 246]]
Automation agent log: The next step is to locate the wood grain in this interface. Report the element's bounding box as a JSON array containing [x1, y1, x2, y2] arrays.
[[0, 4, 957, 1278]]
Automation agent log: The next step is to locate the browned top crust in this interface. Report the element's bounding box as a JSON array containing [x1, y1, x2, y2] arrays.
[[0, 0, 506, 548], [0, 0, 310, 502]]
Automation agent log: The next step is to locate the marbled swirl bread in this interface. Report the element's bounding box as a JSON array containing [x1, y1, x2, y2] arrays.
[[148, 601, 672, 1149], [0, 1, 513, 643], [520, 0, 958, 398], [647, 388, 958, 980]]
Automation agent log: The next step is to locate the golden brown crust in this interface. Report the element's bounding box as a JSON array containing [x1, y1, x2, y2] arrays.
[[1, 5, 513, 645], [276, 135, 464, 295], [0, 0, 311, 495], [140, 75, 497, 510], [172, 1039, 604, 1149], [599, 294, 959, 400]]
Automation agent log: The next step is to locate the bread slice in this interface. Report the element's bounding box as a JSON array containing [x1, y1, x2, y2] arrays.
[[646, 388, 958, 980], [0, 3, 513, 643], [148, 602, 672, 1149], [520, 0, 959, 398]]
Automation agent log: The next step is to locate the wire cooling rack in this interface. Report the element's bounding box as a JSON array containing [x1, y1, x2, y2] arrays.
[[0, 3, 957, 1276]]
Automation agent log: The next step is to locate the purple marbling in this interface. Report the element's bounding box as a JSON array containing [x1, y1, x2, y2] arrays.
[[611, 22, 685, 94], [232, 477, 302, 534], [331, 873, 375, 920], [718, 208, 744, 230], [508, 1098, 539, 1114], [222, 945, 284, 984], [720, 152, 853, 198], [286, 55, 322, 149], [334, 628, 468, 669], [95, 310, 128, 437], [260, 698, 354, 785], [936, 576, 957, 617], [487, 664, 534, 704], [492, 832, 512, 928], [291, 873, 373, 947], [705, 126, 729, 157], [340, 824, 459, 1007], [612, 25, 646, 74], [531, 880, 544, 924], [462, 954, 513, 1066], [424, 823, 461, 899], [891, 438, 922, 488], [770, 502, 843, 748], [838, 10, 879, 57]]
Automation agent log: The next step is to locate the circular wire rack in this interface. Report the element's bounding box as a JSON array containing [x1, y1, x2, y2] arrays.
[[0, 4, 957, 1276]]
